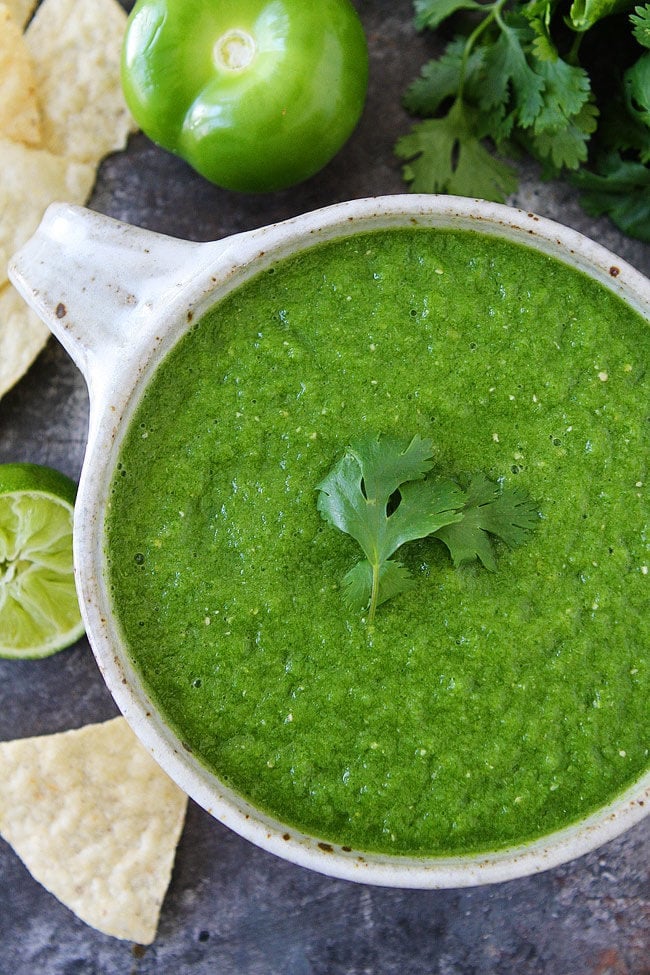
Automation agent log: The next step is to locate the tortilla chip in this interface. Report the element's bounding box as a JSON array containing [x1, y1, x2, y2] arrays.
[[25, 0, 137, 164], [3, 0, 36, 28], [0, 3, 41, 145], [0, 717, 188, 944], [0, 281, 49, 397], [0, 140, 93, 398], [0, 137, 95, 277]]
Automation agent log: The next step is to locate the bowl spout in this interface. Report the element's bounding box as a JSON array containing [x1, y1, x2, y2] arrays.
[[8, 203, 220, 396]]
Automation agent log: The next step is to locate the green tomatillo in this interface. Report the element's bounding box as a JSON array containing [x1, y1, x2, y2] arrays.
[[121, 0, 369, 192]]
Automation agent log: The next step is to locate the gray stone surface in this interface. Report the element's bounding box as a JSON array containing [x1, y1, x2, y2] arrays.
[[0, 2, 648, 972]]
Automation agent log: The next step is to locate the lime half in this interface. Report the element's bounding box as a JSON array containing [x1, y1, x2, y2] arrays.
[[0, 463, 84, 658]]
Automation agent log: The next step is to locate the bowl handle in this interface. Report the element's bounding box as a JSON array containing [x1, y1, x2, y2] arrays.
[[8, 203, 232, 393]]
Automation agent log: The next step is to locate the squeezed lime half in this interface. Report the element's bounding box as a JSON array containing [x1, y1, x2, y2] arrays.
[[0, 463, 84, 658]]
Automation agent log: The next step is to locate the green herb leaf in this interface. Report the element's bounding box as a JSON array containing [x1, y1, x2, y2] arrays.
[[624, 51, 650, 127], [316, 435, 464, 621], [434, 474, 541, 570], [343, 559, 415, 614], [478, 24, 545, 129], [595, 91, 650, 162], [317, 435, 539, 621], [529, 98, 600, 169], [396, 0, 650, 241], [569, 0, 640, 32], [531, 58, 592, 134], [395, 99, 518, 199], [524, 0, 557, 61], [402, 39, 484, 118], [572, 151, 650, 240], [631, 4, 650, 48], [413, 0, 483, 31]]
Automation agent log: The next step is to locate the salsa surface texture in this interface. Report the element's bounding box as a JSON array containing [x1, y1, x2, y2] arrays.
[[105, 228, 649, 856]]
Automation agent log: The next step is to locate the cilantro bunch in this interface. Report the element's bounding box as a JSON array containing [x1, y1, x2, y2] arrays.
[[316, 435, 538, 622], [395, 0, 650, 241]]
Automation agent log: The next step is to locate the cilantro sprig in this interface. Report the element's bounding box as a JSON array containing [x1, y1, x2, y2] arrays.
[[396, 0, 650, 241], [316, 435, 539, 622]]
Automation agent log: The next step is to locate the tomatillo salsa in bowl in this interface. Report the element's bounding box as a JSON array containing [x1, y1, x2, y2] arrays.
[[9, 196, 649, 887]]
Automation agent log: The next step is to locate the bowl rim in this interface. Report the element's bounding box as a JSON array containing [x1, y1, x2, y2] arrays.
[[73, 194, 650, 888]]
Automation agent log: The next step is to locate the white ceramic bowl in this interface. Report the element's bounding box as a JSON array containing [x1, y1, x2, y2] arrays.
[[9, 195, 650, 887]]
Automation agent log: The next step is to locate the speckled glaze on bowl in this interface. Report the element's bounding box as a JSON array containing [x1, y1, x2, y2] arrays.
[[9, 195, 650, 888]]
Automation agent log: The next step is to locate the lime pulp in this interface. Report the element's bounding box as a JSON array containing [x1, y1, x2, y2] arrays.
[[0, 463, 84, 658]]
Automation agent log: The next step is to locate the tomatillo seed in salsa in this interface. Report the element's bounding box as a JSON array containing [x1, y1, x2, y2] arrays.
[[105, 228, 649, 856]]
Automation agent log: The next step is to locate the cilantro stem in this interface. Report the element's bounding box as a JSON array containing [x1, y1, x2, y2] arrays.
[[458, 0, 507, 102], [567, 30, 583, 66], [368, 561, 380, 624], [492, 1, 510, 34]]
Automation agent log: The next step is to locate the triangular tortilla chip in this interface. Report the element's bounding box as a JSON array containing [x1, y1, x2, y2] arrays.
[[0, 138, 94, 397], [0, 3, 41, 145], [0, 137, 95, 274], [0, 281, 49, 398], [25, 0, 137, 164], [0, 717, 188, 944]]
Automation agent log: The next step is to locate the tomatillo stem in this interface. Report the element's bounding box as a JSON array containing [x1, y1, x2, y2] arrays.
[[213, 29, 257, 72]]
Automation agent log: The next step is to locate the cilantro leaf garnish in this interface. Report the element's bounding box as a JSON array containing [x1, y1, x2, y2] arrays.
[[396, 0, 650, 241], [316, 435, 464, 621], [434, 473, 541, 572], [316, 435, 539, 622]]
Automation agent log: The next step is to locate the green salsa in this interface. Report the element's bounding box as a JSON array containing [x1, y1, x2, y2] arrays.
[[106, 228, 649, 856]]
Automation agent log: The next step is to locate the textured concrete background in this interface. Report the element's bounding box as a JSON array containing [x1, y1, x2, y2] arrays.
[[0, 1, 648, 972]]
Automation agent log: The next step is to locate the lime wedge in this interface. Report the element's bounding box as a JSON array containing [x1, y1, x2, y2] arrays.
[[0, 463, 84, 658]]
